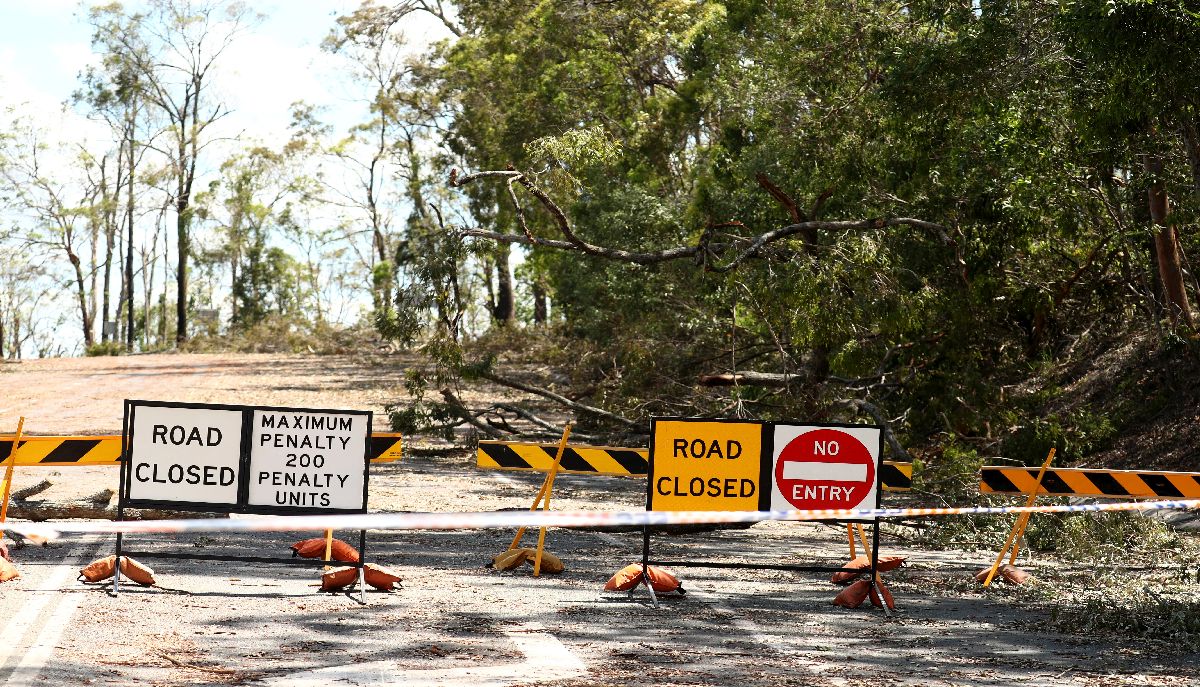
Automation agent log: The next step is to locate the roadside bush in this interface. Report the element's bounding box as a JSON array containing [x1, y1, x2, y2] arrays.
[[84, 341, 123, 356], [1024, 511, 1186, 564], [181, 317, 379, 355], [1050, 584, 1200, 651]]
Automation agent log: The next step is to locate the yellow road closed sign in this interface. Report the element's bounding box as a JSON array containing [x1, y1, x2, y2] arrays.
[[649, 419, 764, 511]]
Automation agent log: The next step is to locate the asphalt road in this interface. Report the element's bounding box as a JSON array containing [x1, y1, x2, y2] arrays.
[[3, 453, 1199, 687]]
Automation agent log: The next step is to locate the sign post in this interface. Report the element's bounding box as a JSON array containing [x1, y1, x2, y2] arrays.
[[643, 417, 885, 608], [114, 400, 372, 600]]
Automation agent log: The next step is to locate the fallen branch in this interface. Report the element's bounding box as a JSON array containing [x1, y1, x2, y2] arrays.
[[474, 369, 640, 429], [6, 487, 220, 521], [492, 402, 597, 441], [450, 167, 949, 270], [834, 398, 913, 463], [698, 371, 810, 388], [11, 479, 52, 501], [440, 388, 507, 438]]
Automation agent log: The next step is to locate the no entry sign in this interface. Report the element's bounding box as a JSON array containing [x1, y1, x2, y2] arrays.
[[769, 425, 881, 518]]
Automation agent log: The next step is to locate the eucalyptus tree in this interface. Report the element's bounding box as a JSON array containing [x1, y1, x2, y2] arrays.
[[0, 119, 106, 348], [88, 0, 260, 344]]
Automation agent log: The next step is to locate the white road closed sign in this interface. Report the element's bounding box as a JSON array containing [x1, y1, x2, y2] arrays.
[[247, 409, 368, 510], [127, 405, 245, 505]]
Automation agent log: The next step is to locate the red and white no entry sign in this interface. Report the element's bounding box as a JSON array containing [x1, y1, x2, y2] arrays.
[[770, 425, 881, 517]]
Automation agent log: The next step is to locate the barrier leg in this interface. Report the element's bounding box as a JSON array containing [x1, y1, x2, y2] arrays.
[[847, 524, 857, 559], [983, 448, 1055, 587], [322, 528, 334, 571], [0, 417, 26, 524], [641, 561, 659, 609], [533, 426, 570, 577], [509, 424, 572, 553]]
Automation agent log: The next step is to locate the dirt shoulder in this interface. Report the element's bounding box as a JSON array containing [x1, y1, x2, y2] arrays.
[[0, 352, 413, 436]]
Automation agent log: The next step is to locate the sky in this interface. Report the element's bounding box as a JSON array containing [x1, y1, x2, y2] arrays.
[[0, 1, 456, 354], [0, 0, 449, 145]]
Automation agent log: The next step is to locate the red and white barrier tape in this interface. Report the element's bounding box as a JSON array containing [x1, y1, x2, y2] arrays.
[[3, 498, 1199, 541]]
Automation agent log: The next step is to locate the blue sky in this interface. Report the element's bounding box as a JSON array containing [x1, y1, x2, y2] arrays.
[[0, 1, 448, 145], [0, 1, 456, 353]]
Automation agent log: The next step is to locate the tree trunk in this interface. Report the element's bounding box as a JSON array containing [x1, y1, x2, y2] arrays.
[[176, 195, 190, 344], [69, 252, 95, 348], [125, 112, 136, 353], [493, 244, 515, 324], [533, 277, 547, 324], [1145, 155, 1194, 327]]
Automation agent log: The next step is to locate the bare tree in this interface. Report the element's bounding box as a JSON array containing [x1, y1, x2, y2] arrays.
[[90, 0, 260, 345]]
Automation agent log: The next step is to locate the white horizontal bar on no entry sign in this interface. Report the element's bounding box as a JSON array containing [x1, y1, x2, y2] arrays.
[[782, 462, 868, 482]]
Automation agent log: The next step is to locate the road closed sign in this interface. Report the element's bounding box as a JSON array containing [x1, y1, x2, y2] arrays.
[[247, 409, 369, 511], [649, 419, 763, 511], [121, 400, 371, 515], [770, 424, 881, 519], [126, 405, 245, 505], [647, 418, 882, 519]]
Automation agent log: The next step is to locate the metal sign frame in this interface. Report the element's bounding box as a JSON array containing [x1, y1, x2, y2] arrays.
[[112, 399, 373, 601], [640, 417, 887, 609]]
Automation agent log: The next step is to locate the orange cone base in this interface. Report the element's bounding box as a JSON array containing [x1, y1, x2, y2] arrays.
[[604, 563, 685, 594], [974, 564, 1031, 585], [1, 557, 20, 583]]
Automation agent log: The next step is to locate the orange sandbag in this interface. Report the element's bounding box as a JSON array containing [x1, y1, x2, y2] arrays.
[[0, 558, 19, 583], [830, 555, 907, 583], [321, 566, 359, 592], [833, 579, 871, 608], [869, 579, 896, 610], [80, 556, 155, 586], [291, 538, 326, 558], [79, 555, 117, 583], [119, 557, 156, 586], [292, 537, 360, 563], [834, 579, 871, 608], [0, 541, 10, 562], [1000, 565, 1030, 585], [363, 563, 402, 591], [975, 564, 1030, 585], [604, 563, 644, 592], [645, 566, 684, 594]]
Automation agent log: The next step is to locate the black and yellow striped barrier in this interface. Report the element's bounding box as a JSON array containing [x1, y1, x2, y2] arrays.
[[0, 433, 405, 466], [981, 466, 1200, 499], [477, 440, 914, 492]]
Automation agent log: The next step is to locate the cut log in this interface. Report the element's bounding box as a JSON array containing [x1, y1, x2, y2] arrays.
[[11, 480, 52, 501], [698, 371, 806, 387], [5, 488, 220, 522]]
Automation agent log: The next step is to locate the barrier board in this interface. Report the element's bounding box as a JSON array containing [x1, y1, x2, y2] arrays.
[[0, 432, 403, 466], [121, 400, 371, 515], [112, 399, 373, 599], [981, 466, 1200, 499], [638, 417, 887, 607], [476, 440, 913, 491], [647, 418, 883, 520]]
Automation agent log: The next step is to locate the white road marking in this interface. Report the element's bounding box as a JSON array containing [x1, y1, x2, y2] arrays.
[[0, 537, 105, 685], [261, 623, 586, 687], [781, 462, 867, 482]]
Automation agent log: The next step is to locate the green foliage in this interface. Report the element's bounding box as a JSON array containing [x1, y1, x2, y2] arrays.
[[1049, 578, 1200, 651], [84, 341, 123, 357], [1025, 511, 1183, 563], [1001, 407, 1118, 465]]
